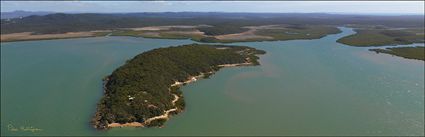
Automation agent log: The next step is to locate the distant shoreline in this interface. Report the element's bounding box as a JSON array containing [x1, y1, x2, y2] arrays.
[[1, 24, 341, 43]]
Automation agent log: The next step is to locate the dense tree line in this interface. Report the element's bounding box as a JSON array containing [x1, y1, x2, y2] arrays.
[[2, 13, 424, 34], [92, 44, 266, 129], [370, 47, 424, 61], [337, 28, 424, 47]]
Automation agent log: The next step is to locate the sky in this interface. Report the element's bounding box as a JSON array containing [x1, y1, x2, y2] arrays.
[[1, 1, 424, 15]]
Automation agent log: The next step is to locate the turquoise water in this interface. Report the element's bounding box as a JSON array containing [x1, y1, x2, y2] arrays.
[[1, 28, 424, 136]]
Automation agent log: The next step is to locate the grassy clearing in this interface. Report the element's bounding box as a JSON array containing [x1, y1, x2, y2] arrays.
[[254, 25, 341, 41]]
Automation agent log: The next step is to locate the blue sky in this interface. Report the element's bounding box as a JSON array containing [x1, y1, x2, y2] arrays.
[[1, 1, 424, 15]]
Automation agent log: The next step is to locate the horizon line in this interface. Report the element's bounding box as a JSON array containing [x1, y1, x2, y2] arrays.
[[2, 10, 424, 16]]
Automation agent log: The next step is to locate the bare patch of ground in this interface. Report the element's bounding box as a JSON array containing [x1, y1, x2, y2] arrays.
[[164, 30, 204, 35], [140, 32, 161, 37], [214, 25, 279, 40], [1, 31, 105, 42], [131, 25, 206, 31]]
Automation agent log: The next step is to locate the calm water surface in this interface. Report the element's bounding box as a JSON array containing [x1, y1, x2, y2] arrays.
[[1, 28, 424, 136]]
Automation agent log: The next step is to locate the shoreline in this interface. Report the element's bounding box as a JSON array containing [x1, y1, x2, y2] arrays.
[[103, 61, 255, 128], [1, 25, 342, 43]]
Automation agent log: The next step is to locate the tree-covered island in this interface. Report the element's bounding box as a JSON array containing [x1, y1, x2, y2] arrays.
[[91, 44, 266, 129]]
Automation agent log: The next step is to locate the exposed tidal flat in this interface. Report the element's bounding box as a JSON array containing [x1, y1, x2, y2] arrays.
[[1, 27, 424, 136]]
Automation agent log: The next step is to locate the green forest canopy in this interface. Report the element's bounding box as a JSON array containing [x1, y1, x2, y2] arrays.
[[92, 44, 266, 129]]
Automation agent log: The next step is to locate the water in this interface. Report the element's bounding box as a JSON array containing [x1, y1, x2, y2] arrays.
[[1, 28, 424, 136]]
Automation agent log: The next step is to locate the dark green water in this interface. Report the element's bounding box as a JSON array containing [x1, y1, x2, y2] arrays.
[[1, 28, 424, 136]]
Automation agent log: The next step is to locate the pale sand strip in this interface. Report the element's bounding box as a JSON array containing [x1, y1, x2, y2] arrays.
[[1, 31, 112, 42], [107, 94, 180, 128], [172, 94, 179, 105], [217, 62, 252, 67], [108, 122, 143, 127]]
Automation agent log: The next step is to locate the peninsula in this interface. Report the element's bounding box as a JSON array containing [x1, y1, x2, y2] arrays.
[[369, 47, 424, 61], [91, 44, 266, 129], [337, 26, 424, 47]]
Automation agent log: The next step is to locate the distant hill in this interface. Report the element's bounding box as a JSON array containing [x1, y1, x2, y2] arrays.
[[1, 10, 54, 19], [1, 12, 424, 34]]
